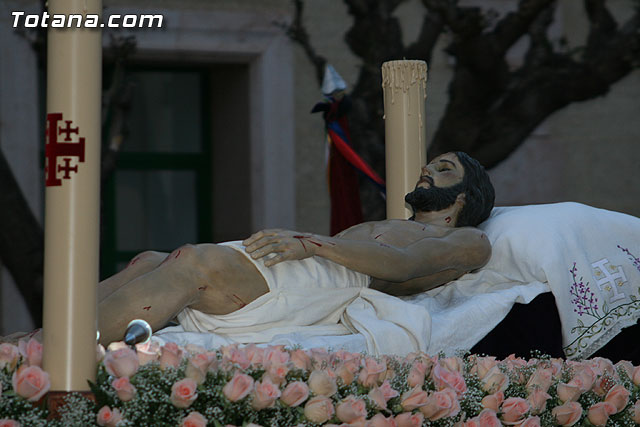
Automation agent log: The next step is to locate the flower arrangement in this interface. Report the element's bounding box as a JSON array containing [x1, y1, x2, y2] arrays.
[[1, 338, 640, 426]]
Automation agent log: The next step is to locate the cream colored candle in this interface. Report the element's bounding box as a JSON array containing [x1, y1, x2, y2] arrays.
[[43, 0, 102, 390], [381, 60, 427, 219]]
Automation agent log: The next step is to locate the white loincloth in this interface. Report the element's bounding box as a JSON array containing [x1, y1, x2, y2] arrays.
[[175, 241, 432, 356]]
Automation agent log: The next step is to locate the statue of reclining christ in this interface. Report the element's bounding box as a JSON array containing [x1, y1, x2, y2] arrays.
[[97, 152, 496, 345]]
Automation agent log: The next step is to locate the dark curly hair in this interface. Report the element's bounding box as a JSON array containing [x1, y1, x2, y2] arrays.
[[453, 152, 495, 227]]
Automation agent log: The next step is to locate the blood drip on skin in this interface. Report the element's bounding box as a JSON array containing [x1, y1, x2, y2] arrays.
[[160, 249, 182, 265], [142, 306, 151, 311], [293, 235, 308, 251], [198, 286, 207, 291], [374, 234, 383, 240], [232, 294, 247, 308], [128, 256, 140, 267]]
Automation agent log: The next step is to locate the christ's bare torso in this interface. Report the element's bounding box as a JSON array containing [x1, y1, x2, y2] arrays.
[[334, 219, 473, 295]]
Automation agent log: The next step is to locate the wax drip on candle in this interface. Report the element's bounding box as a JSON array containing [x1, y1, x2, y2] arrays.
[[382, 60, 427, 146]]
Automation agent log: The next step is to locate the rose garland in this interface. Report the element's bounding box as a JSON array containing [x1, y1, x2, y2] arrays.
[[0, 338, 640, 426]]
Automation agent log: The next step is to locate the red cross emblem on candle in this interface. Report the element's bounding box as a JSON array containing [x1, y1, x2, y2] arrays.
[[45, 113, 86, 187]]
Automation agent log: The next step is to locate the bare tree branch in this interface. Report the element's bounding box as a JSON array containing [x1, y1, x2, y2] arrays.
[[490, 0, 556, 54], [422, 0, 485, 37], [523, 3, 555, 68], [404, 11, 445, 62], [280, 0, 327, 86]]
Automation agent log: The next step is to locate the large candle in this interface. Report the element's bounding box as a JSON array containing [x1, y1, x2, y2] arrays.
[[381, 60, 427, 219], [43, 0, 102, 392]]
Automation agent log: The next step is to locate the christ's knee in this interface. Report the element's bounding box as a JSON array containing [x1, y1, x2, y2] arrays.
[[128, 251, 167, 270]]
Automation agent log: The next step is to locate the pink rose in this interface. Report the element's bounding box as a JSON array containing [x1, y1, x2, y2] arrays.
[[632, 366, 640, 386], [251, 378, 281, 410], [336, 395, 367, 423], [569, 365, 595, 392], [481, 391, 504, 412], [96, 405, 123, 427], [264, 363, 289, 386], [111, 376, 136, 402], [419, 388, 460, 421], [366, 413, 397, 427], [18, 338, 42, 367], [280, 381, 309, 407], [431, 363, 467, 396], [221, 346, 250, 370], [400, 385, 429, 411], [160, 342, 184, 370], [604, 384, 630, 413], [0, 343, 19, 371], [104, 347, 139, 378], [549, 358, 564, 379], [551, 401, 582, 426], [500, 397, 530, 424], [591, 375, 612, 396], [304, 396, 335, 423], [336, 361, 357, 386], [308, 369, 338, 396], [587, 402, 616, 426], [368, 380, 399, 410], [394, 412, 424, 427], [630, 400, 640, 424], [379, 380, 399, 400], [407, 360, 429, 387], [180, 411, 207, 427], [472, 356, 498, 379], [0, 420, 20, 427], [441, 356, 464, 373], [480, 365, 509, 394], [469, 409, 501, 427], [11, 365, 50, 402], [504, 355, 527, 382], [368, 387, 388, 410], [263, 346, 289, 366], [170, 378, 198, 408], [135, 341, 160, 365], [310, 348, 331, 367], [185, 352, 216, 384], [526, 368, 553, 393], [223, 371, 254, 402], [519, 416, 542, 427], [290, 349, 312, 370], [243, 344, 265, 367], [527, 389, 551, 415], [588, 357, 615, 377], [556, 382, 582, 403], [358, 357, 386, 387]]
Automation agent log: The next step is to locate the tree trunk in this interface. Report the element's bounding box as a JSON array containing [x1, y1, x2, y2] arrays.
[[0, 146, 44, 327]]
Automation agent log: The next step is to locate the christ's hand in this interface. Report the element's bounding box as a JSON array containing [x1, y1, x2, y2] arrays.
[[243, 229, 321, 267]]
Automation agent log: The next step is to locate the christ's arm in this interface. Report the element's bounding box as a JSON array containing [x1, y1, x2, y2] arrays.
[[242, 227, 490, 284]]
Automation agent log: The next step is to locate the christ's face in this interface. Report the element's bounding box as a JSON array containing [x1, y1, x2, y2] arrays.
[[405, 152, 466, 215], [415, 152, 465, 190]]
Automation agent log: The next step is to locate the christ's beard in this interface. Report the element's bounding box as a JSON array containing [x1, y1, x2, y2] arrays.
[[405, 183, 464, 213]]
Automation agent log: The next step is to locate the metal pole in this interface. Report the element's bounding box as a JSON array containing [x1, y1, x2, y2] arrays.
[[43, 0, 102, 393], [381, 60, 428, 219]]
